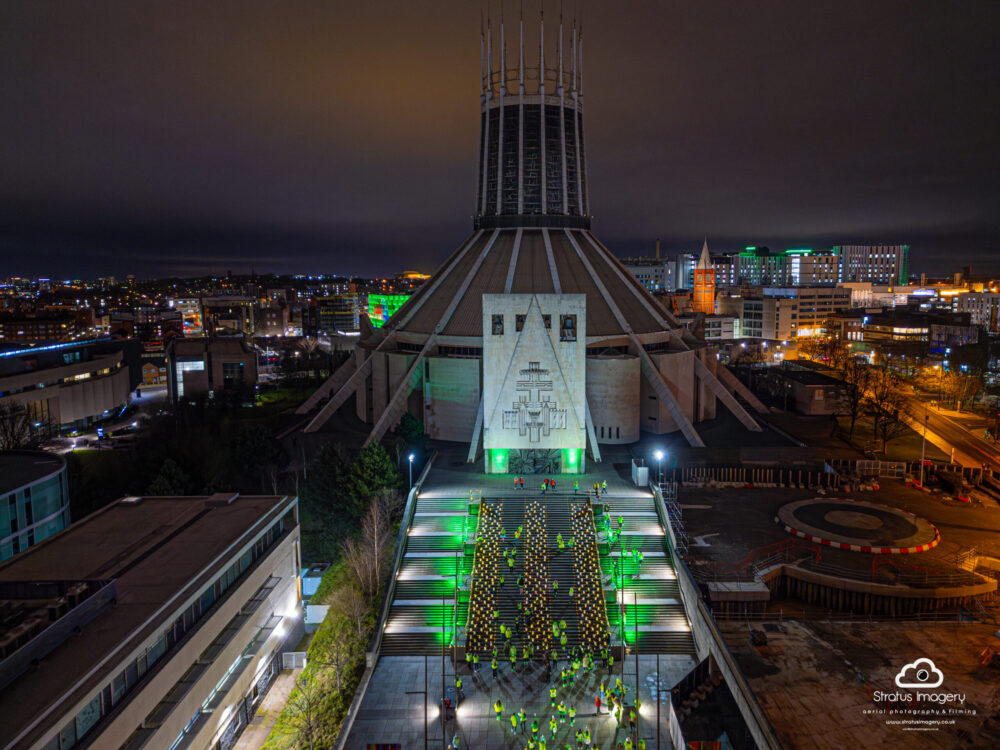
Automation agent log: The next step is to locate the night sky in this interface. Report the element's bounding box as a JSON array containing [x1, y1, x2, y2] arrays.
[[1, 1, 997, 280]]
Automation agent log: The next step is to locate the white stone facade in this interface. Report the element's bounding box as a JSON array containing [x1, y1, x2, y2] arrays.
[[482, 294, 587, 469]]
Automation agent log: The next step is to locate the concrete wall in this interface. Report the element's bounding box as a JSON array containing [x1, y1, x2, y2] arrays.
[[641, 349, 696, 435], [586, 355, 639, 443], [423, 357, 481, 442]]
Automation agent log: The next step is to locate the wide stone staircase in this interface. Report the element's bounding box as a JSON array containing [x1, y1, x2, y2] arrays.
[[600, 495, 696, 655], [381, 495, 467, 656], [380, 487, 695, 660]]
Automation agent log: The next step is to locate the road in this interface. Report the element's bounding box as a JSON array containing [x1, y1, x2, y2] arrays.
[[902, 395, 1000, 472]]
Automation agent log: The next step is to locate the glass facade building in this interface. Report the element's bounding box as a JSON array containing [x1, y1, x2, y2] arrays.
[[0, 451, 69, 561]]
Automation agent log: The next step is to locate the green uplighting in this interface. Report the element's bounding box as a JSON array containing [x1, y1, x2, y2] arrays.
[[487, 448, 509, 474], [560, 448, 583, 474]]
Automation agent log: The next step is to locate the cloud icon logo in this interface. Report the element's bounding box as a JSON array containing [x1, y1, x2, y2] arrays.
[[895, 658, 943, 689]]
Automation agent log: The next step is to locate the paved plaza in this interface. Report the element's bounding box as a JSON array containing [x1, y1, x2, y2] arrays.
[[343, 653, 696, 749]]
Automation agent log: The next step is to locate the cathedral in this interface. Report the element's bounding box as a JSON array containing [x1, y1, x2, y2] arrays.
[[298, 13, 765, 472]]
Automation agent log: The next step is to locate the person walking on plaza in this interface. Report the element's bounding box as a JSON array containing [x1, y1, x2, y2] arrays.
[[550, 684, 558, 706], [455, 675, 463, 702], [531, 717, 539, 740], [595, 692, 602, 714], [568, 705, 577, 726], [518, 708, 527, 732], [511, 713, 519, 734], [602, 480, 607, 493], [557, 700, 567, 723], [549, 715, 558, 737], [575, 729, 583, 750], [495, 698, 504, 722], [492, 656, 499, 678]]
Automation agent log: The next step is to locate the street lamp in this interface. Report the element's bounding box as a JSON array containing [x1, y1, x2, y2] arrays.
[[409, 453, 415, 487], [653, 449, 664, 485]]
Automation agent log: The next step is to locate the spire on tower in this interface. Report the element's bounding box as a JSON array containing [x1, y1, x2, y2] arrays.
[[697, 238, 711, 269]]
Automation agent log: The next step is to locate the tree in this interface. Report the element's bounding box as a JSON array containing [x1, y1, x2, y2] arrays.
[[0, 401, 42, 451], [342, 443, 402, 518], [397, 412, 424, 447], [327, 583, 370, 641], [146, 458, 192, 495], [231, 424, 288, 492], [865, 362, 899, 444], [873, 389, 909, 454], [841, 358, 871, 440], [277, 672, 326, 750]]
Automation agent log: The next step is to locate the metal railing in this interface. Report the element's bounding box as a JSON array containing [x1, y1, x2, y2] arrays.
[[334, 452, 438, 750]]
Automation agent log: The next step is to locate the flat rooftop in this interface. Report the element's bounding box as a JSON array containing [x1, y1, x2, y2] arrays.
[[0, 451, 66, 494], [774, 368, 844, 387], [0, 492, 293, 749]]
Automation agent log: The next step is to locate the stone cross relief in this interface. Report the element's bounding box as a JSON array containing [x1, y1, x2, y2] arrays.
[[502, 361, 567, 442]]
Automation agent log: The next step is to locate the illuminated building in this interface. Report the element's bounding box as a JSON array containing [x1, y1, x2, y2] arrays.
[[297, 11, 765, 467], [837, 244, 910, 285], [692, 240, 716, 313], [366, 293, 410, 328]]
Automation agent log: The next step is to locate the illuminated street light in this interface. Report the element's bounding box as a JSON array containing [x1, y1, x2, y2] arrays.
[[409, 453, 415, 487], [653, 449, 665, 484]]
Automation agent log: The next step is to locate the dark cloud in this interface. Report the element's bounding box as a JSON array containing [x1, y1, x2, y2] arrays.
[[0, 0, 997, 279]]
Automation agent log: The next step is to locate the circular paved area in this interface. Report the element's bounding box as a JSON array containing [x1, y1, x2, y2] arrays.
[[775, 498, 940, 554]]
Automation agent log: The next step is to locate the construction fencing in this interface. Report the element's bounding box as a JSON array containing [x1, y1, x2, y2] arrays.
[[677, 464, 840, 489]]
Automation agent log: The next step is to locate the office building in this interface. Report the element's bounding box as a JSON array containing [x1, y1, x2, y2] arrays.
[[837, 244, 910, 285], [166, 338, 257, 405], [0, 492, 301, 750], [0, 314, 79, 343], [0, 339, 141, 431], [737, 247, 789, 286], [0, 451, 69, 561], [786, 248, 841, 285], [956, 292, 1000, 334], [762, 287, 852, 337]]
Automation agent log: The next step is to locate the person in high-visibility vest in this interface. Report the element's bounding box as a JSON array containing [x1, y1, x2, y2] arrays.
[[455, 676, 463, 701], [568, 706, 576, 725], [491, 657, 499, 677], [624, 737, 633, 750], [531, 718, 539, 739], [510, 713, 518, 733], [583, 727, 592, 746], [557, 701, 567, 722], [494, 699, 504, 721], [549, 715, 558, 736], [557, 533, 565, 552], [518, 708, 527, 732], [550, 685, 558, 706]]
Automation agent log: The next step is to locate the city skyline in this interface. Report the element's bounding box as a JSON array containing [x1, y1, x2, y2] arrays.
[[1, 1, 998, 279]]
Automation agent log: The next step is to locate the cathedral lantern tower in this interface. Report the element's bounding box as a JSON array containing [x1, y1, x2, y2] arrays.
[[296, 9, 768, 470]]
